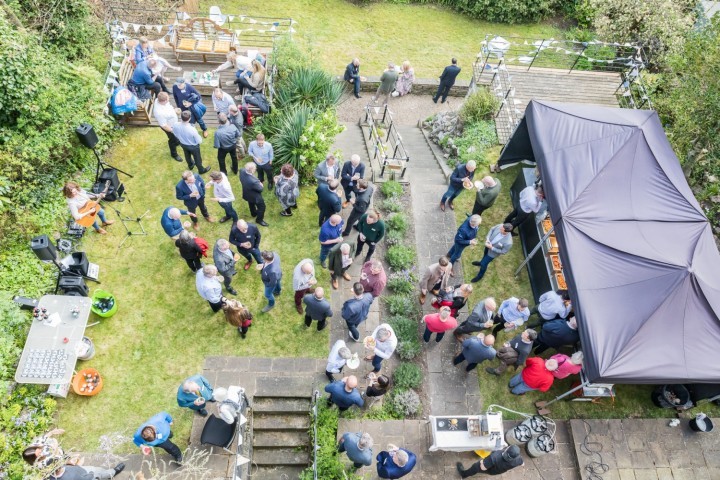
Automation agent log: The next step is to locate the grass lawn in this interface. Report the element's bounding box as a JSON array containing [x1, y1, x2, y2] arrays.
[[204, 0, 562, 80], [55, 128, 329, 452], [452, 152, 720, 420]]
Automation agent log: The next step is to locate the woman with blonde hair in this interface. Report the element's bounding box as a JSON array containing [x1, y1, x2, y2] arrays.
[[234, 59, 266, 93], [392, 61, 415, 97], [223, 299, 253, 338]]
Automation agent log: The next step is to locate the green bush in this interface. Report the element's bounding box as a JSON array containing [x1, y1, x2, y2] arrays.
[[299, 402, 361, 480], [385, 213, 409, 235], [387, 315, 418, 342], [387, 276, 414, 295], [383, 294, 416, 316], [380, 180, 403, 198], [389, 388, 421, 417], [384, 229, 404, 247], [454, 121, 498, 167], [386, 245, 415, 270], [274, 67, 345, 113], [459, 88, 500, 124], [393, 362, 423, 389], [271, 35, 316, 83], [434, 0, 558, 23], [380, 198, 403, 213], [396, 339, 422, 360]]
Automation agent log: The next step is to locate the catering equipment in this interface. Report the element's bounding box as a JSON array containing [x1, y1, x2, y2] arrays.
[[428, 412, 505, 452]]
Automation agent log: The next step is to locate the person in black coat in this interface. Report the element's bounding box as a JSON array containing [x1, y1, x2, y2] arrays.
[[433, 58, 461, 104], [344, 58, 362, 99], [239, 162, 268, 226], [175, 170, 213, 228], [456, 445, 524, 477], [229, 219, 262, 269], [342, 180, 374, 236], [175, 230, 203, 272], [534, 317, 580, 355], [340, 154, 366, 206], [317, 179, 342, 227]]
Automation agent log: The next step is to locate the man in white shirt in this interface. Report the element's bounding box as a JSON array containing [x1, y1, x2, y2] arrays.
[[173, 111, 209, 173], [504, 185, 544, 230], [489, 297, 530, 336], [211, 87, 235, 116], [207, 171, 237, 223], [247, 133, 274, 188], [153, 92, 183, 163], [470, 223, 514, 282], [366, 324, 397, 373], [293, 259, 317, 314], [196, 265, 226, 312], [326, 339, 353, 381]]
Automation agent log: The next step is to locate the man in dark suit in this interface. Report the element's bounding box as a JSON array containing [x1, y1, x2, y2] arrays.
[[342, 180, 374, 236], [433, 58, 461, 104], [175, 170, 213, 230], [259, 250, 282, 313], [229, 219, 262, 270], [239, 162, 268, 227], [317, 179, 342, 227], [340, 154, 365, 207], [344, 58, 362, 99]]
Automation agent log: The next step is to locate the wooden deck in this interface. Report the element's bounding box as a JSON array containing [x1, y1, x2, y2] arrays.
[[474, 65, 621, 143]]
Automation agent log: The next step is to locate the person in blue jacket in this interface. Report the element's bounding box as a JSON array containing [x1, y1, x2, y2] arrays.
[[160, 207, 196, 239], [447, 214, 481, 265], [376, 444, 417, 479], [440, 160, 476, 211], [175, 171, 213, 228], [133, 412, 182, 464], [533, 316, 580, 355], [324, 375, 364, 412], [176, 374, 215, 416], [129, 59, 166, 96]]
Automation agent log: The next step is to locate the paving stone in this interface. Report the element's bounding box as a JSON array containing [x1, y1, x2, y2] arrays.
[[692, 467, 712, 480], [655, 467, 673, 480], [215, 369, 240, 387], [250, 357, 272, 372], [270, 357, 296, 372], [703, 450, 720, 467], [560, 467, 582, 480], [633, 470, 658, 480], [618, 468, 636, 480], [630, 451, 656, 469], [204, 356, 227, 370], [670, 468, 696, 480], [254, 375, 314, 397], [626, 434, 648, 451], [224, 357, 248, 371], [607, 420, 626, 443]]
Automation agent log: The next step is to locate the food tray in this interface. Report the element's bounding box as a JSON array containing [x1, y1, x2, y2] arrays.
[[542, 219, 553, 234], [549, 254, 562, 273], [556, 272, 567, 290], [547, 236, 559, 254]]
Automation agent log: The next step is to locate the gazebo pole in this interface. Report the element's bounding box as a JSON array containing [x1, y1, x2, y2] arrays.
[[535, 380, 589, 415], [514, 225, 554, 277]]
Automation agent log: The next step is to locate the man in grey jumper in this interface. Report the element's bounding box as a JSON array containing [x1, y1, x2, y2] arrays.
[[453, 333, 497, 372], [372, 62, 398, 106]]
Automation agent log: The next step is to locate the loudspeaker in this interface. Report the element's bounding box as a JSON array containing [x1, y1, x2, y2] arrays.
[[66, 252, 89, 276], [94, 168, 123, 201], [76, 123, 98, 150], [31, 235, 58, 262], [13, 296, 39, 311], [58, 275, 89, 297]]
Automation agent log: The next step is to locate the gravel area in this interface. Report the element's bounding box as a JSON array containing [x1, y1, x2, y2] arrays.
[[336, 92, 465, 125]]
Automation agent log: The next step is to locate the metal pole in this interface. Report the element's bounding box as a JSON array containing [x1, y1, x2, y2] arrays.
[[536, 381, 589, 409], [495, 88, 512, 118], [514, 225, 554, 277], [526, 39, 544, 72], [568, 44, 587, 73]]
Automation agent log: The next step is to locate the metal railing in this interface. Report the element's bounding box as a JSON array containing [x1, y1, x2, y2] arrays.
[[310, 389, 320, 480], [364, 104, 410, 179]]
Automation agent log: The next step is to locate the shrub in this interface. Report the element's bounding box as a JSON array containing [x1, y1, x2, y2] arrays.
[[389, 389, 421, 417], [387, 315, 418, 342], [441, 0, 558, 24], [271, 35, 315, 83], [385, 213, 408, 235], [380, 180, 403, 198], [387, 276, 414, 295], [393, 363, 424, 389], [396, 339, 422, 360], [454, 121, 498, 167], [385, 229, 404, 247], [459, 88, 500, 124], [386, 245, 415, 270], [383, 294, 415, 316], [274, 67, 345, 113], [381, 198, 403, 213]]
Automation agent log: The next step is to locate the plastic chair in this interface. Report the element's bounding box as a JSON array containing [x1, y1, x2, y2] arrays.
[[200, 414, 237, 452], [209, 6, 226, 26]]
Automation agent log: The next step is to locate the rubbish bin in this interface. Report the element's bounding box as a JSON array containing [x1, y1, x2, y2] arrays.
[[76, 337, 95, 360], [91, 289, 118, 318]]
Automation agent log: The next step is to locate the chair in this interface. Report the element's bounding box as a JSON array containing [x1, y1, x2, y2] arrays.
[[200, 414, 238, 452], [209, 6, 226, 26]]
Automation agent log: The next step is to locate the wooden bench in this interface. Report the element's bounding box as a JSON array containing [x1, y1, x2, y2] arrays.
[[116, 57, 154, 125], [172, 17, 236, 63]]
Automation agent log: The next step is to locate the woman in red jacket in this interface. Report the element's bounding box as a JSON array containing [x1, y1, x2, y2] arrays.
[[508, 357, 558, 395]]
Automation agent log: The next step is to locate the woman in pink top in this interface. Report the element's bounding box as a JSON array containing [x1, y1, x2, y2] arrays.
[[422, 306, 458, 343], [551, 351, 583, 379]]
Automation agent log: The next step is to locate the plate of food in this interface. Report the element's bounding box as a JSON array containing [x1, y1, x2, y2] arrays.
[[363, 336, 376, 349], [474, 180, 484, 190], [463, 178, 474, 190]]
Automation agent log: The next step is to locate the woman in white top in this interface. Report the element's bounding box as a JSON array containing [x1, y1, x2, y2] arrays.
[[234, 60, 266, 93], [63, 181, 114, 234], [149, 54, 182, 82]]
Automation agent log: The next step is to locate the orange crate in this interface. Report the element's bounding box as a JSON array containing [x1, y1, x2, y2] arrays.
[[550, 254, 562, 272], [548, 236, 559, 254], [556, 272, 567, 290], [542, 219, 553, 234]]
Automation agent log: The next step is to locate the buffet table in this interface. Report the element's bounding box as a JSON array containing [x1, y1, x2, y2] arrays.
[[15, 295, 92, 384], [428, 412, 506, 452]]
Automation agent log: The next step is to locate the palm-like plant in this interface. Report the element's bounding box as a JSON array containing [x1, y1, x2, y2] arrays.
[[274, 67, 344, 112], [269, 104, 313, 175]]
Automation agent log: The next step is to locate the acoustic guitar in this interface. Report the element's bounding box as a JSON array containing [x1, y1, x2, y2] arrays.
[[75, 181, 110, 227]]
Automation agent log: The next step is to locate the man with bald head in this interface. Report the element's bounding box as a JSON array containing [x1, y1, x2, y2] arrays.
[[340, 154, 365, 207], [453, 333, 497, 372], [293, 258, 317, 314], [196, 265, 226, 312], [470, 175, 501, 217], [229, 219, 262, 269], [344, 58, 362, 99], [317, 178, 342, 227], [455, 297, 497, 340], [328, 241, 356, 290], [304, 287, 333, 331], [240, 162, 267, 227], [325, 375, 364, 411], [161, 206, 196, 239], [319, 214, 344, 268]]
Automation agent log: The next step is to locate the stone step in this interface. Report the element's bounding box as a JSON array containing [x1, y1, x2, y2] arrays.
[[251, 465, 308, 479], [253, 430, 310, 447], [253, 397, 311, 413], [253, 412, 310, 430], [252, 447, 310, 466], [254, 375, 315, 398]]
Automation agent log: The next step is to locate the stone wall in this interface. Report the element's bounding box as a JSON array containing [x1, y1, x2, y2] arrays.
[[336, 75, 470, 97]]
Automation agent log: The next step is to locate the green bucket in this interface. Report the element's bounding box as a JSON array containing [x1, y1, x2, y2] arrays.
[[91, 289, 118, 318]]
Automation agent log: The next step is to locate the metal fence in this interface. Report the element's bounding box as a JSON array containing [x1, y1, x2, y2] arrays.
[[310, 389, 320, 480], [364, 104, 410, 179]]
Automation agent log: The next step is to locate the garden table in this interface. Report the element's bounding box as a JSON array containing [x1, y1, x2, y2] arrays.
[[15, 295, 92, 385], [428, 412, 506, 452]]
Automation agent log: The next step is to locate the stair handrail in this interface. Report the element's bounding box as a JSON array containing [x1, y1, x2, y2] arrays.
[[310, 388, 320, 480], [364, 104, 410, 179]]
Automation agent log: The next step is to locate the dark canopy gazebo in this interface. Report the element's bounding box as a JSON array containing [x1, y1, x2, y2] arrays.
[[498, 100, 720, 384]]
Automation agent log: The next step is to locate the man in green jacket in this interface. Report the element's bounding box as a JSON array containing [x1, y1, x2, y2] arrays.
[[373, 63, 399, 106], [471, 176, 501, 217], [355, 211, 385, 262], [328, 240, 357, 290]]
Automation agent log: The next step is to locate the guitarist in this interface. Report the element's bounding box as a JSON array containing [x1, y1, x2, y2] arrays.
[[63, 181, 114, 235]]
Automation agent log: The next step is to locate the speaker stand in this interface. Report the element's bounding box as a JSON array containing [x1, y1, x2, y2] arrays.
[[51, 258, 100, 294], [108, 192, 149, 251], [92, 147, 133, 183]]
